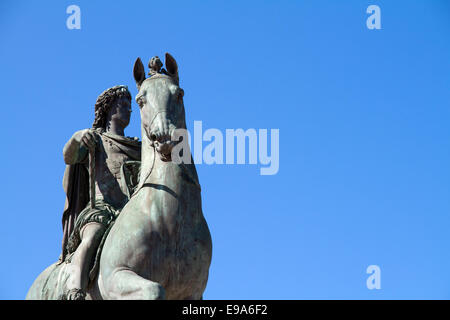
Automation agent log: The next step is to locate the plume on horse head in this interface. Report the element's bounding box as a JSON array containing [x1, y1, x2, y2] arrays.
[[133, 53, 179, 90]]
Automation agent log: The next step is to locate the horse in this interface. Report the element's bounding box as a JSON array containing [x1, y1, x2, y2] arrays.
[[26, 53, 213, 300]]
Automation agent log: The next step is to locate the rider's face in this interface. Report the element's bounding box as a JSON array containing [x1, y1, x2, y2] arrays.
[[110, 97, 131, 128]]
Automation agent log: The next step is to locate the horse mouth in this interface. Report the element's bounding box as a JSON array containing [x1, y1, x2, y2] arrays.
[[154, 140, 176, 161]]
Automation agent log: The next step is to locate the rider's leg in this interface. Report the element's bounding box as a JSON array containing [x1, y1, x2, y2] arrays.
[[66, 222, 105, 297]]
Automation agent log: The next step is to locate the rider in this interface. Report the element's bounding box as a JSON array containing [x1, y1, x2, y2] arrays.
[[59, 85, 141, 300]]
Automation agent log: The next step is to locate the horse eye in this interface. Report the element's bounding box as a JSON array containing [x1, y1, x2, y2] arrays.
[[137, 97, 145, 108]]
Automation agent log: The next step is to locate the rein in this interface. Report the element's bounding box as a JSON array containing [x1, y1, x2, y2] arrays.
[[131, 133, 155, 198]]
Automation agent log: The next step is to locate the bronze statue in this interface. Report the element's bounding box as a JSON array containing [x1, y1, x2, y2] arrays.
[[26, 54, 212, 300]]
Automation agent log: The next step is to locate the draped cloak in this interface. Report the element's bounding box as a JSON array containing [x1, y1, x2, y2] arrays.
[[59, 132, 141, 262]]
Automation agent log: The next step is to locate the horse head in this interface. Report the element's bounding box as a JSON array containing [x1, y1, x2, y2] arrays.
[[133, 53, 186, 161]]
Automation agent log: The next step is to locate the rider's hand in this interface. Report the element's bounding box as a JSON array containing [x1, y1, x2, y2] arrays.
[[80, 129, 96, 150]]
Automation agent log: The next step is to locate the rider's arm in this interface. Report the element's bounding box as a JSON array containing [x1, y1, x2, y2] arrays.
[[63, 129, 90, 165]]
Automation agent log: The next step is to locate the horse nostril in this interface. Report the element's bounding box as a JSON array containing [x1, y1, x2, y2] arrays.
[[151, 134, 157, 141]]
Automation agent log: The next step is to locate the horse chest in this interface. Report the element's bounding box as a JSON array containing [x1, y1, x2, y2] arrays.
[[138, 185, 208, 256]]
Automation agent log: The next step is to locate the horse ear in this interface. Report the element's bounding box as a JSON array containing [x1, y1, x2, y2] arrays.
[[165, 53, 179, 84], [133, 57, 146, 89]]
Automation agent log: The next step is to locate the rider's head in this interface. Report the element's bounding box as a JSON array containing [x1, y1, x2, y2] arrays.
[[92, 85, 132, 131]]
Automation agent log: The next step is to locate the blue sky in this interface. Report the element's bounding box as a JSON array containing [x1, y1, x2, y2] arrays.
[[1, 0, 449, 299]]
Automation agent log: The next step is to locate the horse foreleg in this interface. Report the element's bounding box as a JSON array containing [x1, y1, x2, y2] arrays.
[[102, 268, 165, 300]]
